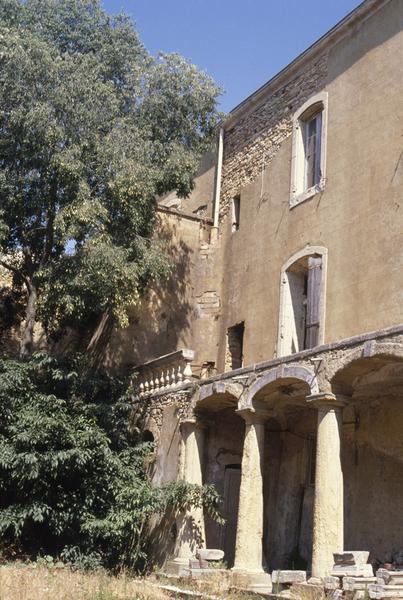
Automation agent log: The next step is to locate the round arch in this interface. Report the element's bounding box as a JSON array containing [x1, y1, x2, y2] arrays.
[[242, 364, 319, 409]]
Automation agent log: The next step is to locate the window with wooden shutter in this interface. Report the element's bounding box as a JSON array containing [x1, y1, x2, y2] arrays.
[[305, 256, 322, 349], [289, 92, 328, 208], [277, 248, 326, 357]]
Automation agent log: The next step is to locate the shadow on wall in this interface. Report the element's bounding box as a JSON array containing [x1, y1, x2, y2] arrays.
[[84, 215, 195, 373]]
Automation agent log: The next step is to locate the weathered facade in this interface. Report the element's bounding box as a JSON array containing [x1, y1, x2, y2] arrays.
[[125, 0, 403, 593]]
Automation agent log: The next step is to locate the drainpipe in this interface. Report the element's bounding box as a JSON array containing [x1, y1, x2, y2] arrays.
[[212, 127, 224, 239]]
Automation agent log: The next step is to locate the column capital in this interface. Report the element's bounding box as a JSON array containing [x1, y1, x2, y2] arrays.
[[306, 392, 347, 409], [236, 407, 272, 424], [179, 417, 207, 431]]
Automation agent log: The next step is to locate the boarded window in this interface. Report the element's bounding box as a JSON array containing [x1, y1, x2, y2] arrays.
[[225, 322, 244, 371], [232, 195, 241, 232]]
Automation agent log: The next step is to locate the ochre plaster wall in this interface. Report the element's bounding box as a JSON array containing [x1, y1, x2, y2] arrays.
[[211, 0, 403, 371]]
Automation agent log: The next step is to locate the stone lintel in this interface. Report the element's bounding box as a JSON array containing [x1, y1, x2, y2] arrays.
[[306, 392, 347, 409]]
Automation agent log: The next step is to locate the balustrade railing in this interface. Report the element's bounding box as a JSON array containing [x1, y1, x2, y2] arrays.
[[135, 349, 195, 396]]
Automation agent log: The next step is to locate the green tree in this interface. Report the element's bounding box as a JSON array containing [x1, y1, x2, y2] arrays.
[[0, 353, 223, 570], [0, 0, 221, 358]]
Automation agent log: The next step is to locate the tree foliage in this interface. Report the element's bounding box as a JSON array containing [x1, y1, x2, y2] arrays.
[[0, 0, 222, 356], [0, 354, 223, 570]]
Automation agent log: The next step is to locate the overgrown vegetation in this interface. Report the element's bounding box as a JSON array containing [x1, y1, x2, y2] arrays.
[[0, 354, 223, 571], [0, 0, 222, 358]]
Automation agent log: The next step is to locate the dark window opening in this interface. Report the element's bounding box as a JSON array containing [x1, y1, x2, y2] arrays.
[[232, 195, 241, 232], [142, 429, 155, 443], [226, 322, 245, 371]]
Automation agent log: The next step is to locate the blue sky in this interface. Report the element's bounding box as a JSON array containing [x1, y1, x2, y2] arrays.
[[101, 1, 363, 113]]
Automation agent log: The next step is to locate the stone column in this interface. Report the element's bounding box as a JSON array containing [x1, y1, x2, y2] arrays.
[[307, 393, 346, 578], [232, 408, 272, 593], [174, 418, 206, 566]]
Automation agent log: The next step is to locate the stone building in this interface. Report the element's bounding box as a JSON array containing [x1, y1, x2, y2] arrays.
[[103, 0, 403, 592]]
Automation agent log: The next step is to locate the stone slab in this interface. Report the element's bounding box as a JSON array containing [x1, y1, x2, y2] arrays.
[[231, 570, 272, 594], [272, 570, 306, 584], [334, 552, 370, 566], [289, 583, 324, 600], [332, 564, 374, 577], [324, 576, 341, 590], [343, 576, 377, 591], [377, 570, 403, 585], [196, 549, 224, 562], [369, 584, 403, 599]]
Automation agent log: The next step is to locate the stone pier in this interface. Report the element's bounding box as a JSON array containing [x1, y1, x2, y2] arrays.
[[308, 393, 346, 578], [232, 408, 272, 593]]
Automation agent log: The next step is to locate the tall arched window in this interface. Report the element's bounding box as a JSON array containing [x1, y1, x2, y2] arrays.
[[277, 246, 327, 356], [290, 92, 328, 208]]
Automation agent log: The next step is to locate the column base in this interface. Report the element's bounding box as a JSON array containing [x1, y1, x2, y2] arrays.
[[165, 558, 190, 577], [231, 568, 273, 594]]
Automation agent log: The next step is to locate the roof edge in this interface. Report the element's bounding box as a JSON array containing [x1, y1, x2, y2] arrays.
[[225, 0, 390, 129]]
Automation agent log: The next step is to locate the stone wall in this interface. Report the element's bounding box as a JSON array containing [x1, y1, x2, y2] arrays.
[[219, 54, 328, 220]]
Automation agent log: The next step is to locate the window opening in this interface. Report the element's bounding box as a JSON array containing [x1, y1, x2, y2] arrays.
[[225, 322, 244, 371], [290, 92, 328, 208], [142, 430, 155, 443], [279, 254, 323, 355], [232, 195, 240, 232]]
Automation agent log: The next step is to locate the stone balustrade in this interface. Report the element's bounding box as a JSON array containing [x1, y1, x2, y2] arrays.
[[136, 349, 195, 396]]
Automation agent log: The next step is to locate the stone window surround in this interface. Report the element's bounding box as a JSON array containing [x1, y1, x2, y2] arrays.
[[277, 245, 328, 358], [290, 91, 329, 209]]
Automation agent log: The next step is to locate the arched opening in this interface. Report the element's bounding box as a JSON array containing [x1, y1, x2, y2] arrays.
[[332, 353, 403, 567], [249, 371, 317, 571], [195, 391, 244, 567]]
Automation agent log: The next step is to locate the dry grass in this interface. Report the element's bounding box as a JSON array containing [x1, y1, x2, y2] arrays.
[[0, 565, 170, 600]]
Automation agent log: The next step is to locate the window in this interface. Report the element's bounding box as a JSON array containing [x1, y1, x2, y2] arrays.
[[277, 247, 327, 357], [225, 322, 244, 371], [231, 195, 240, 232], [290, 92, 328, 208]]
